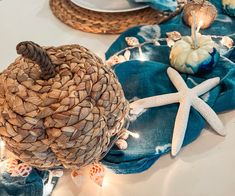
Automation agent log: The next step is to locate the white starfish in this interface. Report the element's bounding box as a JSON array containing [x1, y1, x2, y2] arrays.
[[130, 67, 225, 156]]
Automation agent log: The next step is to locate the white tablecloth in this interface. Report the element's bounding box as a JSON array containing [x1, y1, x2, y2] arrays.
[[0, 1, 235, 196]]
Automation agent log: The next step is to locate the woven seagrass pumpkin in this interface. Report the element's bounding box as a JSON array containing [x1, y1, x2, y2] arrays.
[[0, 41, 129, 169]]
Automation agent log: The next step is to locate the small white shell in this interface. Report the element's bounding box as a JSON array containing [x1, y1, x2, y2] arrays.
[[89, 163, 105, 187], [106, 54, 127, 67], [51, 169, 64, 178], [221, 36, 234, 49], [120, 130, 129, 140], [116, 139, 128, 150], [166, 31, 182, 41], [6, 158, 19, 174], [124, 50, 131, 61], [125, 37, 140, 46], [71, 170, 85, 187]]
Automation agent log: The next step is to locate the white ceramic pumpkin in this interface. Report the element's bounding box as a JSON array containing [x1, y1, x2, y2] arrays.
[[170, 34, 219, 74], [222, 0, 235, 17]]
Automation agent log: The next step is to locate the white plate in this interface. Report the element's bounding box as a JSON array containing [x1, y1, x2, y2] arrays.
[[70, 0, 148, 13]]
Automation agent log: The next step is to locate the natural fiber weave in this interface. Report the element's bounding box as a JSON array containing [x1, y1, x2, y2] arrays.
[[49, 0, 186, 34], [0, 42, 129, 169]]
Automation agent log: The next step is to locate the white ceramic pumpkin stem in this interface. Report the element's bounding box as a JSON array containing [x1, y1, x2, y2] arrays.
[[191, 11, 198, 49]]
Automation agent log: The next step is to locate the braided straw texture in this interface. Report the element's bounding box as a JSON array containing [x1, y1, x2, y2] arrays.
[[50, 0, 186, 34], [0, 44, 129, 169]]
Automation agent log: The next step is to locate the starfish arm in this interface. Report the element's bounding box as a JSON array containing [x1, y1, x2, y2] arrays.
[[171, 99, 191, 156], [192, 77, 220, 96], [167, 67, 188, 91], [130, 93, 179, 114], [192, 97, 226, 136]]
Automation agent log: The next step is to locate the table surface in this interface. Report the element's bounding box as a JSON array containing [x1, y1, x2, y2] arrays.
[[0, 1, 235, 196]]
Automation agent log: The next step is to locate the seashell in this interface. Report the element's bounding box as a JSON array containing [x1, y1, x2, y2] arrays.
[[124, 50, 131, 61], [89, 163, 105, 187], [125, 37, 140, 46], [71, 169, 85, 187], [5, 158, 19, 174], [115, 139, 128, 150], [221, 36, 234, 49], [166, 31, 182, 41], [120, 130, 129, 140], [51, 169, 64, 178], [106, 54, 128, 67], [16, 163, 32, 177]]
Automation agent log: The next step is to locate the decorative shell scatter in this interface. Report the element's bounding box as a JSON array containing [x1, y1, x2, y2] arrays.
[[89, 163, 105, 187], [183, 0, 217, 29], [222, 0, 235, 17], [0, 41, 129, 170], [170, 34, 219, 74]]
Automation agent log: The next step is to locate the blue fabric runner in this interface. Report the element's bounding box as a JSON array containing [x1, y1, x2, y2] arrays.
[[103, 0, 235, 174]]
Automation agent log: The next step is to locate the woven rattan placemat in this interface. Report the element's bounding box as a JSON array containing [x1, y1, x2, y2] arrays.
[[50, 0, 186, 34]]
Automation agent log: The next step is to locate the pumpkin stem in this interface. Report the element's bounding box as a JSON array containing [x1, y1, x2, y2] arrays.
[[16, 41, 56, 80]]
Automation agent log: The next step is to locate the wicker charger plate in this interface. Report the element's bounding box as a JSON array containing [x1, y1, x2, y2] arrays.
[[50, 0, 186, 34]]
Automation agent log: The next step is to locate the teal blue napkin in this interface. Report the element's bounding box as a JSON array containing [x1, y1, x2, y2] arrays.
[[102, 0, 235, 174], [0, 169, 45, 196]]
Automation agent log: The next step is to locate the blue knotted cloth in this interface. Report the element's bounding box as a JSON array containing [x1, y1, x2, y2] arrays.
[[102, 0, 235, 174], [0, 169, 45, 196], [0, 169, 59, 196]]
